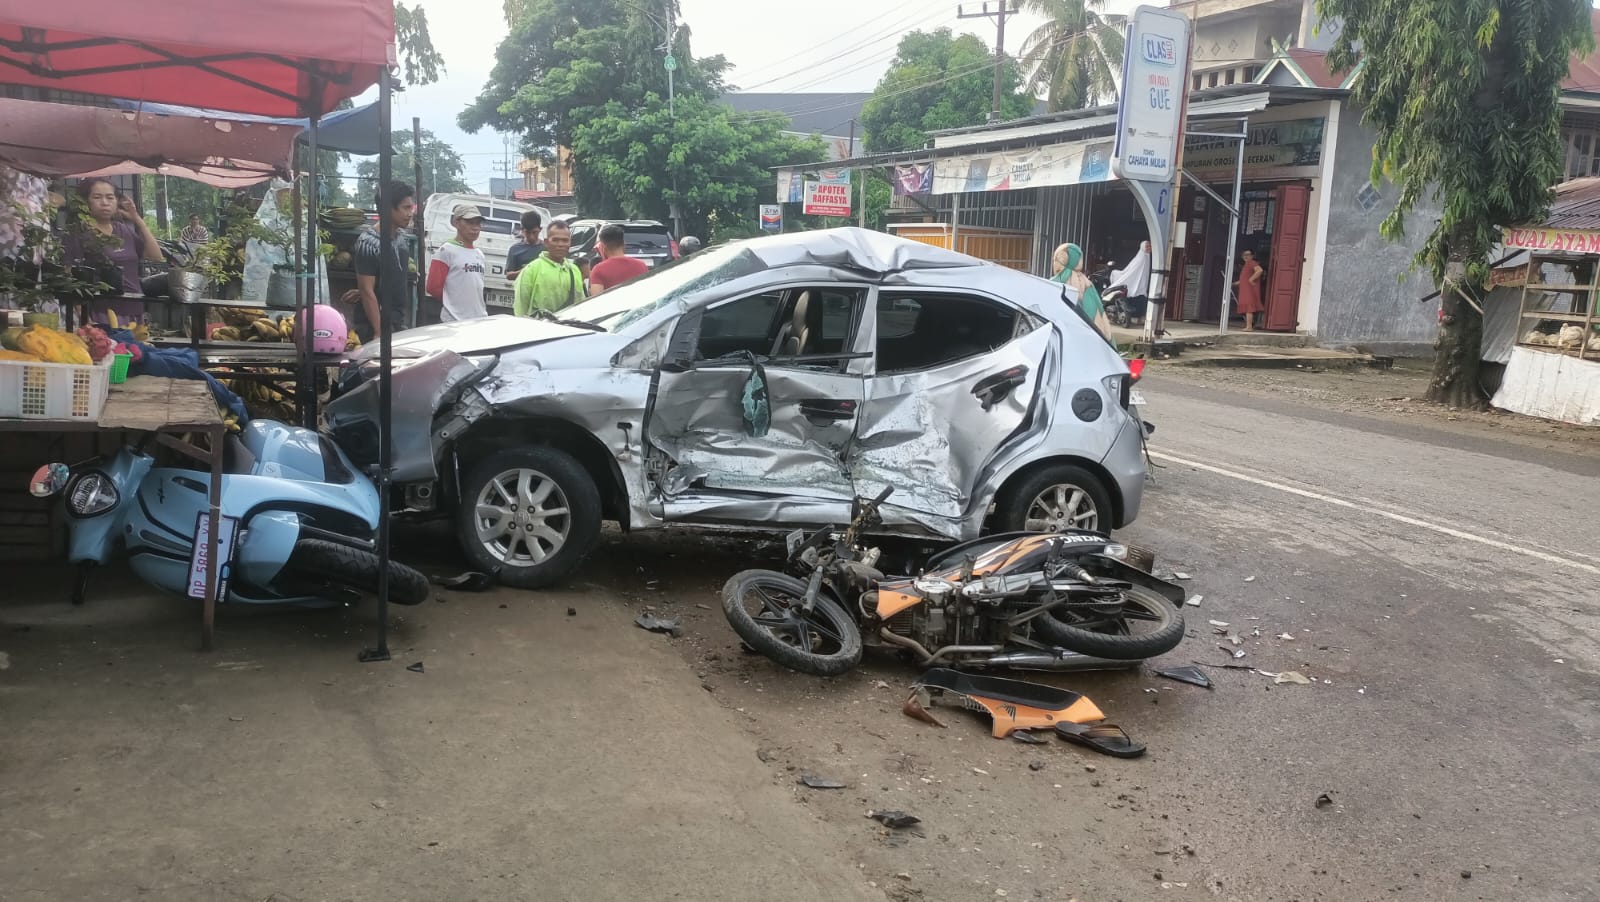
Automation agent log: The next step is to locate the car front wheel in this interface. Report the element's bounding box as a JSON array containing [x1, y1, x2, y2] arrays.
[[455, 446, 601, 588]]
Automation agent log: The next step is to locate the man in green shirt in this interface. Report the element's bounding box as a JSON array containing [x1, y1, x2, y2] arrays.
[[513, 220, 586, 316]]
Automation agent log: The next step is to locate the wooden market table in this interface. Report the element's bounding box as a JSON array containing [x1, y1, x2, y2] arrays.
[[0, 376, 227, 650]]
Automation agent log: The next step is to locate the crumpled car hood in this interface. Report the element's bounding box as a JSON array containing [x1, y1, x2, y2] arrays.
[[739, 226, 977, 275], [352, 314, 590, 359]]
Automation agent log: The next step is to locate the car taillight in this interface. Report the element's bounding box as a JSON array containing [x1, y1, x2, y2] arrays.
[[1128, 358, 1146, 382]]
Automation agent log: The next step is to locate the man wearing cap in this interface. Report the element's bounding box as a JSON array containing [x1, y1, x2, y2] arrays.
[[425, 203, 488, 323]]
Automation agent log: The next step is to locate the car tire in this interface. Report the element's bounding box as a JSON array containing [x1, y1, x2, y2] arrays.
[[994, 464, 1113, 535], [455, 446, 601, 589]]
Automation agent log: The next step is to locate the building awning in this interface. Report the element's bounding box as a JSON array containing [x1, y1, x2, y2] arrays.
[[0, 96, 300, 187]]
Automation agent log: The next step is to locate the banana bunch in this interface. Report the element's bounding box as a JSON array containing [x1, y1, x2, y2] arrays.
[[224, 370, 296, 422], [212, 313, 294, 343]]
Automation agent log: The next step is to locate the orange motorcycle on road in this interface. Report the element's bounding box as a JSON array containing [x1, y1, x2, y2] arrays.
[[721, 487, 1187, 677]]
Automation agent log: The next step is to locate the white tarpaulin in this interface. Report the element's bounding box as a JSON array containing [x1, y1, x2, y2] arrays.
[[1491, 345, 1600, 425]]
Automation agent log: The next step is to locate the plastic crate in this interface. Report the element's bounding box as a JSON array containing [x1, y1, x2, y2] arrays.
[[0, 354, 114, 421]]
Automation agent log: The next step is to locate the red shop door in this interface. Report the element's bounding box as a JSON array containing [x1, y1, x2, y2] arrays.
[[1264, 184, 1310, 331]]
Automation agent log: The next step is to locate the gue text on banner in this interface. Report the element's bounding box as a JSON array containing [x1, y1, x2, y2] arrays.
[[1112, 5, 1193, 183]]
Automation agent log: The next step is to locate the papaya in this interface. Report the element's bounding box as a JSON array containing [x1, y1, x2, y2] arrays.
[[0, 349, 42, 362], [17, 326, 92, 365]]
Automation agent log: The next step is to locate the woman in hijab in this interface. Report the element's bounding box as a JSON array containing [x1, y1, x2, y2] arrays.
[[1050, 242, 1112, 337]]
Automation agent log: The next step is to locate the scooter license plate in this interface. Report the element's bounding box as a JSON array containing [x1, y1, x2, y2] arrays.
[[1130, 389, 1148, 406], [785, 529, 806, 556]]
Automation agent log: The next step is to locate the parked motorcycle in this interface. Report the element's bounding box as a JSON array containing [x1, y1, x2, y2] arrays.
[[28, 419, 429, 607], [721, 488, 1186, 677]]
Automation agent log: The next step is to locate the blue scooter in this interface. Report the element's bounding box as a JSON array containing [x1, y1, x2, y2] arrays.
[[29, 419, 428, 607]]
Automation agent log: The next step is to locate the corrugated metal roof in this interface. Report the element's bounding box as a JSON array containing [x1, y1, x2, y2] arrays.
[[1540, 178, 1600, 230]]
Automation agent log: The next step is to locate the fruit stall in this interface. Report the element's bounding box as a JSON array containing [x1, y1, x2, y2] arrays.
[[0, 0, 401, 649]]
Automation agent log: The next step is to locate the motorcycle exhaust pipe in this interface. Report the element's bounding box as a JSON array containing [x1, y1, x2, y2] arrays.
[[977, 650, 1139, 672]]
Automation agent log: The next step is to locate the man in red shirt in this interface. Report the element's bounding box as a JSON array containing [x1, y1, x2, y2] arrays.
[[587, 223, 649, 294]]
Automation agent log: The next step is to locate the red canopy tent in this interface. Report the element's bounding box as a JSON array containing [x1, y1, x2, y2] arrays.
[[0, 0, 392, 117], [0, 0, 403, 657]]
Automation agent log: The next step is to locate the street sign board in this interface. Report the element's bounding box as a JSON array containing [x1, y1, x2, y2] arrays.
[[760, 204, 783, 232], [1112, 5, 1193, 183], [664, 54, 677, 72]]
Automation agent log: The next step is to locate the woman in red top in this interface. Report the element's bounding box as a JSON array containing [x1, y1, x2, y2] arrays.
[[587, 223, 648, 294], [1235, 249, 1265, 331]]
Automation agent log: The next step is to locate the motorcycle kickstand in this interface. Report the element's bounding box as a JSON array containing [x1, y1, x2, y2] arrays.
[[70, 561, 96, 606]]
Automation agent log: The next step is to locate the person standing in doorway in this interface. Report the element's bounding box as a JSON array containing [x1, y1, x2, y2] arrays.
[[587, 223, 648, 294], [1235, 249, 1265, 331], [513, 220, 585, 316], [425, 203, 488, 323], [345, 181, 416, 343], [179, 213, 211, 246], [504, 210, 543, 282]]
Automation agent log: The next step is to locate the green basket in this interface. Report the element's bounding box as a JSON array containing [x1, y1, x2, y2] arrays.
[[109, 352, 132, 384]]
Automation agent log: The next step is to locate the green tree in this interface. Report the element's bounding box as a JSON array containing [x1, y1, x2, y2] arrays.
[[1020, 0, 1125, 113], [394, 2, 446, 85], [1318, 0, 1593, 407], [859, 29, 1035, 154], [573, 93, 826, 239], [354, 128, 471, 201]]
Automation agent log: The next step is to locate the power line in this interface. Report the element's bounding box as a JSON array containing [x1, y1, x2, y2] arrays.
[[731, 0, 929, 82], [736, 6, 952, 91]]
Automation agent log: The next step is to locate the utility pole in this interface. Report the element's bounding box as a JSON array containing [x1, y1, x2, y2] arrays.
[[957, 0, 1017, 122]]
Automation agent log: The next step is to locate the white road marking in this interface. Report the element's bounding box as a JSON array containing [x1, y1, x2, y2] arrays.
[[1149, 450, 1600, 577]]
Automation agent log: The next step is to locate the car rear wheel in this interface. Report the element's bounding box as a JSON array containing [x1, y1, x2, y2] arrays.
[[994, 464, 1113, 535], [455, 446, 601, 589]]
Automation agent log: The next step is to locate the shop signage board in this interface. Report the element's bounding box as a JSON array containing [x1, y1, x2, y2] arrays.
[[1504, 226, 1600, 253], [903, 139, 1115, 196], [1112, 5, 1193, 183], [777, 167, 850, 205], [803, 179, 852, 217], [1186, 117, 1326, 174], [759, 204, 783, 232]]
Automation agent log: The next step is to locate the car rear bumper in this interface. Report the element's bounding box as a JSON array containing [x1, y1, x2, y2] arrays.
[[1102, 412, 1147, 529]]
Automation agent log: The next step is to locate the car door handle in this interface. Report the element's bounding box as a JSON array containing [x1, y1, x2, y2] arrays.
[[799, 399, 858, 424], [971, 366, 1029, 411]]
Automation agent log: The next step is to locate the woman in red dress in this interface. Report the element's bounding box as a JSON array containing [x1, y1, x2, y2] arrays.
[[1235, 249, 1265, 331]]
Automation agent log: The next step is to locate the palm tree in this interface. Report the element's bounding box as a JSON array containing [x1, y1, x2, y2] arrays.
[[1020, 0, 1127, 112]]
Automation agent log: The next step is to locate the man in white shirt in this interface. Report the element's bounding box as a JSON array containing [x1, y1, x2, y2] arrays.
[[424, 203, 488, 323]]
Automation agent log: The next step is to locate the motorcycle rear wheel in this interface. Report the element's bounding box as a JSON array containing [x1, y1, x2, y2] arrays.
[[280, 539, 430, 606], [1033, 584, 1184, 660], [722, 570, 862, 677]]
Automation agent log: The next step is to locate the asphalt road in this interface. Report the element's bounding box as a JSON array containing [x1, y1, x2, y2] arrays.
[[1098, 374, 1600, 900]]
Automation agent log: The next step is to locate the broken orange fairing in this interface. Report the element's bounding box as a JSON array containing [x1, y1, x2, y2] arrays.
[[962, 692, 1106, 739], [876, 586, 923, 618]]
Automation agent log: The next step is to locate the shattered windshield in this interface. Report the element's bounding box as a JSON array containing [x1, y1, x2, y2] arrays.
[[562, 246, 769, 333]]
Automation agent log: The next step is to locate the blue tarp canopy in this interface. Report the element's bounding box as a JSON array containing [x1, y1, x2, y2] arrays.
[[108, 98, 390, 157]]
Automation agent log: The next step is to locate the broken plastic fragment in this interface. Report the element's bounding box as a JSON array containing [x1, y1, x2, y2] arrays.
[[799, 774, 845, 789], [1012, 730, 1048, 745], [406, 661, 425, 673], [741, 364, 771, 437], [1244, 576, 1256, 582], [1274, 671, 1313, 685], [867, 810, 921, 829], [635, 613, 682, 637], [1173, 572, 1192, 580], [1278, 633, 1296, 640], [1208, 620, 1229, 628], [1186, 595, 1203, 607], [1155, 666, 1213, 688]]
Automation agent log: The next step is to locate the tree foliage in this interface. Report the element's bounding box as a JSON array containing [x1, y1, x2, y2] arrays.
[[859, 29, 1035, 154], [1318, 0, 1593, 406], [394, 2, 446, 86], [354, 128, 471, 201], [1021, 0, 1125, 112], [463, 0, 825, 232]]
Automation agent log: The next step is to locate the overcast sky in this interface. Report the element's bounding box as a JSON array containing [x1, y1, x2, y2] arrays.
[[353, 0, 1141, 193]]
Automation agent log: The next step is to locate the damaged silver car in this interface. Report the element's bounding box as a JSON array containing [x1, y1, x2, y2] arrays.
[[323, 228, 1147, 588]]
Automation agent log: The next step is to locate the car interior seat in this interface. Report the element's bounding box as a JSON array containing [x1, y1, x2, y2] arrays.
[[777, 291, 812, 356]]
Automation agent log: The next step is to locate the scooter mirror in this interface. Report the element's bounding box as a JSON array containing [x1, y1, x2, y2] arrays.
[[29, 463, 69, 498]]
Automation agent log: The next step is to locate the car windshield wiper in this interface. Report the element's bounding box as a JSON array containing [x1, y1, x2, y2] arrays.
[[553, 317, 608, 333]]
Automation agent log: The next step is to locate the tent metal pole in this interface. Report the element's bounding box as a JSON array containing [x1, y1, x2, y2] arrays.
[[413, 116, 424, 328], [291, 164, 304, 420], [300, 104, 321, 428], [361, 72, 394, 664]]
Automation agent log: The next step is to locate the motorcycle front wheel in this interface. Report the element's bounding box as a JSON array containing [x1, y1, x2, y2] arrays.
[[279, 539, 430, 606], [722, 570, 862, 677], [1032, 584, 1184, 660]]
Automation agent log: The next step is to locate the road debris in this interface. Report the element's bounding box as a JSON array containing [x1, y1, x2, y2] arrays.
[[406, 661, 425, 674], [907, 668, 1104, 739], [566, 607, 577, 617], [1186, 594, 1203, 606], [902, 688, 947, 728], [1315, 792, 1334, 808], [873, 679, 893, 690], [973, 767, 990, 776], [1278, 633, 1296, 640], [1244, 575, 1256, 582], [1011, 730, 1048, 745], [634, 613, 683, 637], [431, 568, 499, 591], [799, 774, 846, 789], [1028, 761, 1046, 771], [1208, 619, 1230, 628], [1274, 671, 1313, 685], [1155, 665, 1213, 689], [1217, 644, 1246, 659], [868, 810, 922, 829]]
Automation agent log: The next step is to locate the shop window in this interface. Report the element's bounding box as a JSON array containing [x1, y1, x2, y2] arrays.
[[1561, 126, 1600, 180], [1515, 255, 1600, 359], [1225, 69, 1237, 86], [1192, 74, 1204, 91], [1207, 72, 1220, 88], [875, 292, 1024, 374]]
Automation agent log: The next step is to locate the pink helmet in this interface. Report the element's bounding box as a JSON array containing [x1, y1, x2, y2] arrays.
[[295, 304, 349, 355]]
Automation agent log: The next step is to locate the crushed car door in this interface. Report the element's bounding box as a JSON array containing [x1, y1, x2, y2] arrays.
[[854, 289, 1052, 534], [646, 285, 870, 521]]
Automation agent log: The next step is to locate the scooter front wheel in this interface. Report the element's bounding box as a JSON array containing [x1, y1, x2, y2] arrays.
[[280, 539, 430, 606], [722, 570, 862, 677]]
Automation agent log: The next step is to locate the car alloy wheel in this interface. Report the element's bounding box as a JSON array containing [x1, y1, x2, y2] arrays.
[[1024, 483, 1100, 533], [472, 467, 572, 565]]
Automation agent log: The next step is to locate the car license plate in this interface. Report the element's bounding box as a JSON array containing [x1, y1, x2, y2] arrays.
[[1130, 389, 1148, 406], [487, 289, 513, 307], [785, 529, 806, 556]]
